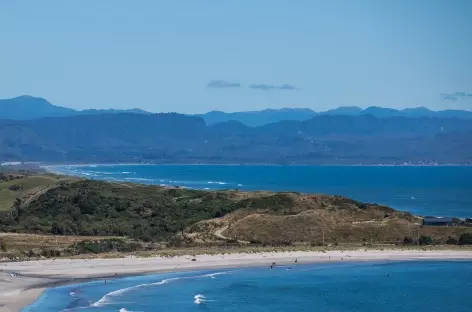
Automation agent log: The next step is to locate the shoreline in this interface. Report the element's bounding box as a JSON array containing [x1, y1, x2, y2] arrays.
[[2, 249, 472, 312], [40, 163, 472, 168]]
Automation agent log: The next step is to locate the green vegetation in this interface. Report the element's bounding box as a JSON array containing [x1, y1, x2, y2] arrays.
[[459, 233, 472, 245], [69, 238, 142, 254], [419, 235, 433, 245], [1, 173, 472, 253], [0, 179, 253, 241], [0, 238, 7, 252], [0, 173, 75, 211], [446, 237, 458, 245]]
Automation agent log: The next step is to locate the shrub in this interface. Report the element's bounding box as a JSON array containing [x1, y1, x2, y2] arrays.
[[40, 248, 61, 258], [419, 235, 433, 245], [8, 184, 22, 191], [0, 239, 7, 252], [446, 237, 458, 245], [459, 233, 472, 245], [25, 250, 37, 258], [70, 239, 142, 254], [403, 236, 414, 245]]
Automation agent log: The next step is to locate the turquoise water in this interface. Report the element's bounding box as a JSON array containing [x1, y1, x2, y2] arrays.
[[50, 165, 472, 217], [25, 261, 472, 312]]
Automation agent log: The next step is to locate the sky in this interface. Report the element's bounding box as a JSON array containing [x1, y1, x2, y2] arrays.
[[0, 0, 471, 113]]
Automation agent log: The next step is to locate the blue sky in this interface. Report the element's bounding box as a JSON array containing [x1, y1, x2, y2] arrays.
[[1, 0, 471, 113]]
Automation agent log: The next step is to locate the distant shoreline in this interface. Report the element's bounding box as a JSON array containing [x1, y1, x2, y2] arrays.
[[40, 163, 472, 169], [3, 249, 472, 312]]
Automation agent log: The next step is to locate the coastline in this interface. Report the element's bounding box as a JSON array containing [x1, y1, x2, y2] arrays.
[[40, 163, 472, 168], [2, 249, 472, 312]]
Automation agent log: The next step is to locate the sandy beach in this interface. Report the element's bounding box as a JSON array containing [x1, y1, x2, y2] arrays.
[[1, 249, 472, 312]]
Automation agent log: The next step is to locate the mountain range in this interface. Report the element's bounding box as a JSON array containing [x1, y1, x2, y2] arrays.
[[1, 111, 471, 164], [0, 95, 471, 164], [198, 106, 472, 126], [1, 96, 472, 126]]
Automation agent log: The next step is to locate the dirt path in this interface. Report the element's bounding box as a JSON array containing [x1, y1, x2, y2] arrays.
[[213, 224, 249, 244]]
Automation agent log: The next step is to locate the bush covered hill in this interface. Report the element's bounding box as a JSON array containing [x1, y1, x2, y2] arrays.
[[1, 110, 472, 164], [1, 174, 472, 247]]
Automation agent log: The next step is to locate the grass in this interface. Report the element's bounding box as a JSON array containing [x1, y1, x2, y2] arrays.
[[0, 174, 76, 211], [0, 232, 116, 252], [1, 171, 472, 259], [2, 232, 472, 261]]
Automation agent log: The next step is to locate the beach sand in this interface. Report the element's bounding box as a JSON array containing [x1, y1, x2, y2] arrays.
[[1, 249, 472, 312]]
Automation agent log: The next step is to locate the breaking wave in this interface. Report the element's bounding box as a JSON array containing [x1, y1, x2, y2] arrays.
[[194, 294, 206, 304], [207, 181, 228, 185], [44, 165, 245, 191], [92, 272, 227, 307]]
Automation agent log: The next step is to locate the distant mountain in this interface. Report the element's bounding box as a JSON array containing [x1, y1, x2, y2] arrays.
[[196, 108, 317, 127], [198, 106, 472, 126], [0, 95, 77, 120], [1, 113, 471, 164], [401, 107, 437, 118], [0, 96, 151, 120], [320, 106, 363, 116], [79, 108, 151, 116], [2, 95, 472, 126], [361, 106, 403, 118]]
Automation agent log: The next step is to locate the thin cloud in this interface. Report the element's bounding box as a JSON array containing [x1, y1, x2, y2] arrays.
[[207, 80, 241, 88], [249, 83, 299, 91], [441, 92, 472, 101]]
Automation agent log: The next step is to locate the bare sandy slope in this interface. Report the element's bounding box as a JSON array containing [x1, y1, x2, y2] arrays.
[[1, 249, 472, 312]]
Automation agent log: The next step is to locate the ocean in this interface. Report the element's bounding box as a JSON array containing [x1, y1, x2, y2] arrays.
[[25, 261, 472, 312], [27, 165, 472, 311], [49, 164, 472, 217]]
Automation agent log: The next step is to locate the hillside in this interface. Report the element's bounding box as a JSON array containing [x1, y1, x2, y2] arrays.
[[2, 95, 472, 125], [196, 108, 318, 127], [0, 96, 76, 120], [0, 96, 150, 120], [0, 171, 78, 211], [1, 175, 471, 249], [1, 112, 472, 164], [196, 106, 472, 125]]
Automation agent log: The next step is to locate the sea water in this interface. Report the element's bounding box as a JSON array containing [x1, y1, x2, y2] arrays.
[[49, 165, 472, 217], [25, 261, 472, 312]]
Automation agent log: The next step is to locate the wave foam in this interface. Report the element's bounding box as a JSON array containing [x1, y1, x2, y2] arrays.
[[207, 181, 228, 185], [194, 294, 206, 304], [124, 177, 154, 182], [92, 272, 227, 307]]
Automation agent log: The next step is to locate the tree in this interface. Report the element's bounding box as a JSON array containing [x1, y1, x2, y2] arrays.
[[446, 237, 458, 245], [419, 235, 433, 245], [459, 233, 472, 245]]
